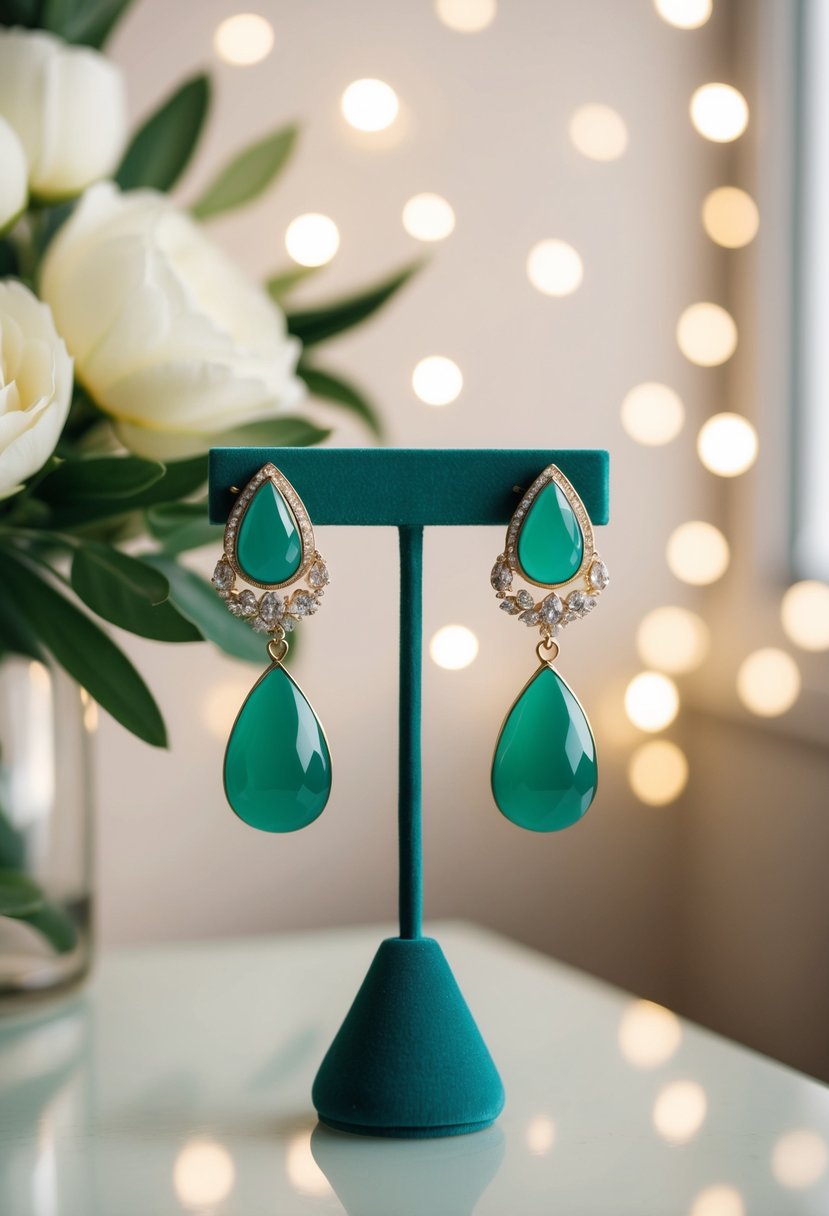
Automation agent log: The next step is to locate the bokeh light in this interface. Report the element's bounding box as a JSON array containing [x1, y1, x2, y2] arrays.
[[628, 740, 689, 806], [771, 1129, 829, 1188], [624, 672, 680, 732], [689, 1185, 746, 1216], [654, 0, 712, 29], [285, 214, 340, 267], [173, 1139, 235, 1209], [435, 0, 496, 32], [213, 13, 274, 65], [286, 1130, 332, 1197], [636, 606, 710, 674], [652, 1080, 707, 1144], [402, 193, 456, 242], [781, 581, 829, 651], [618, 999, 682, 1067], [697, 413, 758, 476], [676, 302, 738, 366], [737, 648, 801, 717], [412, 356, 463, 405], [527, 239, 584, 296], [702, 186, 760, 248], [621, 382, 685, 445], [525, 1114, 556, 1155], [666, 521, 730, 585], [690, 84, 749, 142], [341, 79, 399, 131], [569, 104, 629, 161], [430, 625, 479, 670]]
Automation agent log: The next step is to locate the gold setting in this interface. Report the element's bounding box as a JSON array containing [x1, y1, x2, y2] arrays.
[[492, 463, 609, 641], [212, 464, 330, 636]]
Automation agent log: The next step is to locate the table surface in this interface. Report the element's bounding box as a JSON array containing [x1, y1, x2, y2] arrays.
[[1, 922, 827, 1216]]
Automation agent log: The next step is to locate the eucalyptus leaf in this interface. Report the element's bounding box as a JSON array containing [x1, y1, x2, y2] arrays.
[[145, 502, 222, 556], [41, 0, 132, 47], [0, 807, 26, 872], [146, 555, 265, 665], [37, 455, 165, 503], [46, 454, 209, 528], [2, 552, 168, 747], [221, 416, 331, 448], [192, 125, 298, 221], [0, 591, 44, 660], [71, 543, 204, 642], [298, 363, 383, 438], [265, 264, 322, 302], [0, 870, 45, 918], [286, 260, 422, 347], [20, 902, 78, 953], [116, 74, 211, 191]]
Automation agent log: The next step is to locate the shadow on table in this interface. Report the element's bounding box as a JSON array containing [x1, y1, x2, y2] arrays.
[[311, 1121, 505, 1216]]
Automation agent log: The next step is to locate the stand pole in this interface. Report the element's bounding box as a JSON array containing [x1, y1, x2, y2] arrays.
[[398, 525, 423, 941]]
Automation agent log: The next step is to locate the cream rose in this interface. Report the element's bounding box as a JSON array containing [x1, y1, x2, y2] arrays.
[[40, 183, 305, 458], [0, 28, 126, 200], [0, 281, 73, 500], [0, 116, 28, 231]]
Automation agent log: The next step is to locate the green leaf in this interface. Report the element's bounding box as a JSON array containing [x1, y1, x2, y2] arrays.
[[0, 0, 41, 26], [2, 552, 168, 747], [40, 0, 132, 46], [145, 502, 222, 556], [286, 260, 422, 347], [0, 591, 44, 660], [0, 870, 44, 918], [298, 363, 383, 438], [146, 555, 265, 665], [116, 75, 211, 192], [42, 454, 208, 529], [192, 125, 298, 221], [37, 455, 165, 503], [0, 803, 25, 871], [71, 542, 202, 641], [222, 416, 331, 448], [20, 902, 78, 953], [265, 263, 322, 302]]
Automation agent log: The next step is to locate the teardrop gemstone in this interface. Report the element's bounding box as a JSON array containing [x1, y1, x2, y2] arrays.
[[224, 664, 331, 832], [236, 481, 302, 585], [492, 665, 597, 832], [517, 481, 583, 584]]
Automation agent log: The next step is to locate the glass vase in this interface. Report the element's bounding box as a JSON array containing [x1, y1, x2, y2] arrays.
[[0, 656, 94, 1005]]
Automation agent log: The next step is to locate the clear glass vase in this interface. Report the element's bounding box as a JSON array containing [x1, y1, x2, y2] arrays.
[[0, 656, 94, 1005]]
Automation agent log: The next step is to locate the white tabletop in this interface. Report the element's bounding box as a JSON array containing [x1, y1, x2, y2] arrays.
[[1, 922, 827, 1216]]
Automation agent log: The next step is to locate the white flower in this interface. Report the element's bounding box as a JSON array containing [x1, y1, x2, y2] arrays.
[[40, 184, 305, 458], [0, 116, 27, 230], [0, 281, 73, 500], [0, 28, 126, 200]]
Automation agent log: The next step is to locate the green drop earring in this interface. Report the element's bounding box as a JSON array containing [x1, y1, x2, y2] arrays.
[[212, 464, 332, 833], [490, 464, 609, 832]]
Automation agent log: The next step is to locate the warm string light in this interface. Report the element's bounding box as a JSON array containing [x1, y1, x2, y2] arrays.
[[690, 83, 749, 142], [213, 13, 274, 65], [652, 1079, 707, 1144], [435, 0, 497, 32], [526, 240, 583, 296], [628, 740, 689, 805], [654, 0, 712, 30], [781, 581, 829, 651], [402, 193, 455, 242], [173, 1139, 235, 1209], [636, 606, 710, 674], [618, 999, 682, 1067], [697, 413, 758, 477], [285, 214, 340, 267], [736, 648, 800, 717], [666, 521, 730, 585], [429, 625, 479, 670], [702, 186, 759, 248], [689, 1186, 746, 1216], [569, 104, 629, 161], [412, 356, 463, 405], [771, 1129, 829, 1188], [677, 302, 738, 366], [341, 79, 399, 132], [624, 672, 680, 732], [621, 382, 685, 446]]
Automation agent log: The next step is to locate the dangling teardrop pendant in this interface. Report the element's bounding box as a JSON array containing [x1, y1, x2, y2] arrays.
[[491, 641, 597, 832], [213, 464, 333, 833], [224, 637, 332, 833]]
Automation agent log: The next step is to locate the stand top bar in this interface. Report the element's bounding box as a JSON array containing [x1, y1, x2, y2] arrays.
[[208, 448, 609, 527]]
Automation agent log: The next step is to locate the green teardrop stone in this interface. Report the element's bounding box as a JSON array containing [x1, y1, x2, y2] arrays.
[[237, 482, 302, 585], [517, 481, 583, 584], [224, 664, 331, 832], [491, 665, 597, 832]]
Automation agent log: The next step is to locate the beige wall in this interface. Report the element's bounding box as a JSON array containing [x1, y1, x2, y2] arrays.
[[98, 1, 829, 1080]]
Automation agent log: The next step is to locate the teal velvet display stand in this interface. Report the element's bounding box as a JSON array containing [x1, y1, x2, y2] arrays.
[[209, 448, 610, 1139]]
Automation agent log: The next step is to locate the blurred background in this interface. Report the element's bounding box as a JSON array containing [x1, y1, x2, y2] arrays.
[[96, 0, 829, 1081]]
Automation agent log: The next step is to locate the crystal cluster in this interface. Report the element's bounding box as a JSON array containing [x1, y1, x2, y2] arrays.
[[493, 553, 609, 639], [211, 550, 329, 636]]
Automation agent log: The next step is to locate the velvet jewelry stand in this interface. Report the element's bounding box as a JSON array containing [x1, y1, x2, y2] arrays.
[[209, 448, 610, 1139]]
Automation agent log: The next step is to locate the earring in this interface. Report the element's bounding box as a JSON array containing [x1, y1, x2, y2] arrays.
[[212, 464, 332, 833], [490, 464, 609, 832]]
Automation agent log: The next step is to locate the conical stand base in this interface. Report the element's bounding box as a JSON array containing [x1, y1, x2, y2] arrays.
[[312, 937, 505, 1138]]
